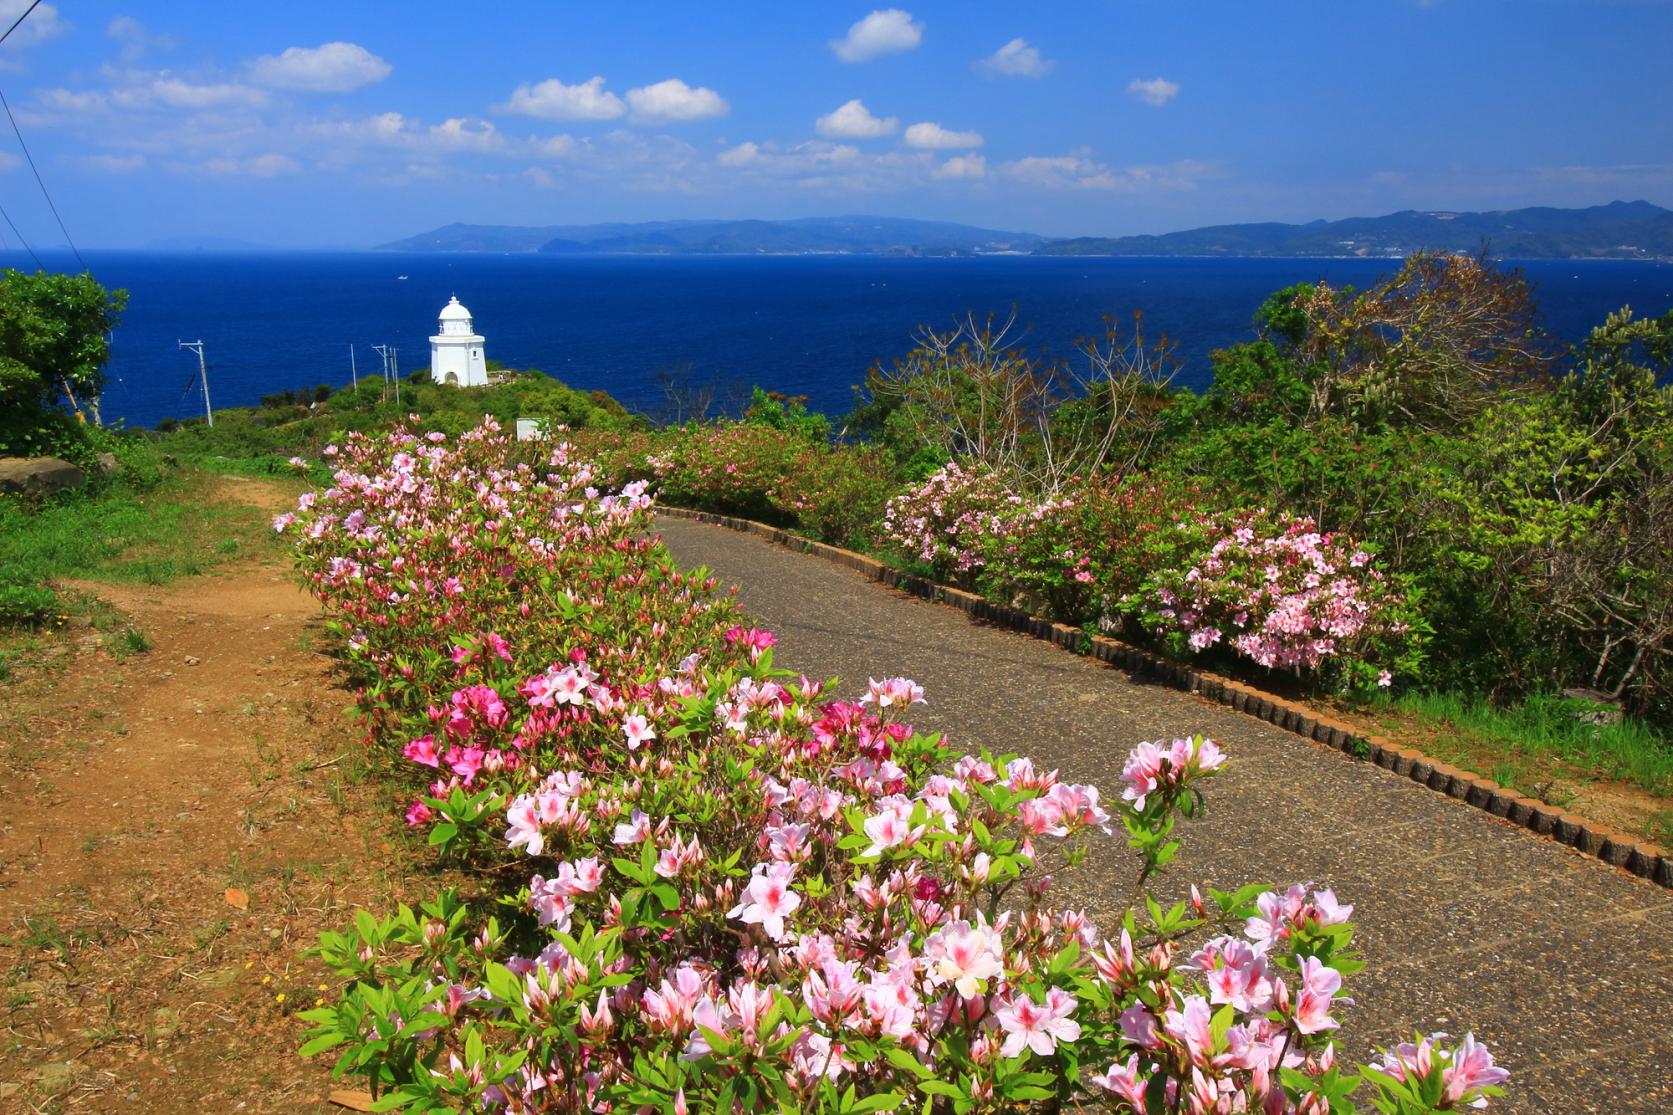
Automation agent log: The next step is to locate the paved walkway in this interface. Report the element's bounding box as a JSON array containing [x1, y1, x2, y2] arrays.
[[657, 515, 1671, 1115]]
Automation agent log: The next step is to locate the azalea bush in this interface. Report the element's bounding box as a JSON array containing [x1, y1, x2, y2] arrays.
[[281, 421, 1505, 1113], [879, 463, 1023, 583], [973, 476, 1214, 625], [278, 417, 749, 824], [564, 422, 893, 551], [1122, 509, 1425, 692]]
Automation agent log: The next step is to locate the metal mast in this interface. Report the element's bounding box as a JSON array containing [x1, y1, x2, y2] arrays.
[[177, 339, 213, 427]]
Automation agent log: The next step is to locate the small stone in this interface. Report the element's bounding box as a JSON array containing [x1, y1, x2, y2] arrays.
[[184, 656, 200, 666]]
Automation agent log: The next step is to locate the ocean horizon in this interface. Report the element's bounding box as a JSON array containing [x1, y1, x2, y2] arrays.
[[11, 250, 1671, 429]]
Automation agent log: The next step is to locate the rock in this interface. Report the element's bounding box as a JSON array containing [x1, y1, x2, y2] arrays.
[[0, 456, 85, 497], [95, 451, 120, 475], [1562, 687, 1623, 726]]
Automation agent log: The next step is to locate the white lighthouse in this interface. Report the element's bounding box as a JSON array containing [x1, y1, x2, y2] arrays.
[[429, 296, 487, 386]]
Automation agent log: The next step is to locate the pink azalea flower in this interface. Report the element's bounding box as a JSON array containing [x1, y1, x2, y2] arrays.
[[402, 734, 439, 767], [1442, 1033, 1510, 1106], [995, 988, 1081, 1059], [1119, 1004, 1162, 1049], [1292, 956, 1345, 1034], [1090, 1054, 1149, 1110], [727, 862, 801, 941], [622, 713, 656, 750], [924, 918, 1004, 999], [1163, 995, 1215, 1066]]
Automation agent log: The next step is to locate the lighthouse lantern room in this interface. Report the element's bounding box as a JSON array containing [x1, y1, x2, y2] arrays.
[[429, 296, 487, 386]]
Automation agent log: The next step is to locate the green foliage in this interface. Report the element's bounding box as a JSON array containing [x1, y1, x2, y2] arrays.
[[0, 269, 129, 463], [0, 577, 57, 629], [1176, 340, 1314, 428], [1389, 688, 1673, 797], [743, 386, 831, 443], [149, 368, 640, 476], [0, 469, 274, 592]]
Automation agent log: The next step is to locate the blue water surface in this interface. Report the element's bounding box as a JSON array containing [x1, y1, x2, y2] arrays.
[[9, 251, 1671, 428]]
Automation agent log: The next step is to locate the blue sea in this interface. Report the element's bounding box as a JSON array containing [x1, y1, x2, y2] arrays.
[[11, 251, 1673, 429]]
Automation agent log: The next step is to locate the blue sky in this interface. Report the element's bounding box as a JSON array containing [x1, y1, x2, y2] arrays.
[[1, 0, 1669, 247]]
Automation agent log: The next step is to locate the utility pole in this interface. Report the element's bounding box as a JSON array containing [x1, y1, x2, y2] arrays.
[[372, 343, 391, 403], [349, 343, 358, 391], [178, 339, 213, 427], [392, 348, 400, 405]]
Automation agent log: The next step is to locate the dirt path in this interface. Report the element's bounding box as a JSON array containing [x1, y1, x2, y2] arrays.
[[0, 479, 409, 1113], [658, 514, 1673, 1115]]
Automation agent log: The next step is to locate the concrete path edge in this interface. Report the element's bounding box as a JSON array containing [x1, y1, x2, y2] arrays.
[[658, 506, 1671, 890]]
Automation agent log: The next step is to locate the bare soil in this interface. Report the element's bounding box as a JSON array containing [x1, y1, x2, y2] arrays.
[[0, 478, 417, 1113]]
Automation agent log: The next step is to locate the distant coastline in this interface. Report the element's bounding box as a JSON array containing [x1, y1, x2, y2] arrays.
[[372, 201, 1673, 262]]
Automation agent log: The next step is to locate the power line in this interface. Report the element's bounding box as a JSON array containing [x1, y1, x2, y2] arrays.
[[0, 0, 73, 272], [1, 89, 85, 269], [0, 197, 42, 268], [0, 0, 43, 48]]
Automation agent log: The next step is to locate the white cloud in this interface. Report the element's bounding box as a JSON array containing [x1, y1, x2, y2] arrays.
[[716, 140, 760, 166], [1126, 77, 1180, 107], [199, 153, 301, 177], [1003, 154, 1118, 190], [497, 76, 625, 121], [625, 78, 728, 123], [248, 42, 392, 93], [0, 151, 18, 170], [139, 76, 268, 109], [35, 87, 112, 113], [424, 117, 504, 153], [1001, 153, 1213, 192], [106, 16, 176, 62], [0, 1, 65, 48], [320, 112, 506, 153], [975, 38, 1053, 78], [830, 9, 923, 62], [935, 154, 985, 179], [815, 98, 897, 139], [904, 121, 982, 150], [539, 134, 578, 158], [79, 152, 145, 173]]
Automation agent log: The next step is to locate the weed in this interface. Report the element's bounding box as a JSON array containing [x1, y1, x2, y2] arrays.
[[1647, 810, 1673, 846], [193, 919, 230, 949], [21, 915, 69, 958], [1391, 689, 1673, 799]]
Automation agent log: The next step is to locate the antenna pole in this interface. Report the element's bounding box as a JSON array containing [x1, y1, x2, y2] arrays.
[[392, 349, 400, 405], [350, 343, 358, 391], [372, 343, 391, 403], [178, 339, 213, 427]]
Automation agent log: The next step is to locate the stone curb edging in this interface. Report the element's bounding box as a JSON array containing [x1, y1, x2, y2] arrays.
[[658, 506, 1672, 890]]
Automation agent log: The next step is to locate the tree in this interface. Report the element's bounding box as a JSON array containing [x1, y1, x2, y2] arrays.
[[1285, 252, 1550, 432], [864, 310, 1176, 493], [0, 269, 128, 413], [1457, 308, 1673, 712]]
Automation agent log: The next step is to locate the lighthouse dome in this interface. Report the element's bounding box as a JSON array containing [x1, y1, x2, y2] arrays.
[[438, 296, 472, 322]]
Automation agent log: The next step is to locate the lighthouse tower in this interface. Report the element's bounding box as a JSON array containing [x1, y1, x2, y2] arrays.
[[429, 296, 487, 386]]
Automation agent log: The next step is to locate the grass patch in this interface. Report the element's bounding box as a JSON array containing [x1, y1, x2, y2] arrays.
[[1375, 689, 1673, 799], [0, 470, 279, 595]]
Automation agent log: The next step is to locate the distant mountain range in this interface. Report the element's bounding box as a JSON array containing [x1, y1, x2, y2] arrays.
[[378, 216, 1045, 257], [1036, 201, 1673, 260], [377, 202, 1673, 260]]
